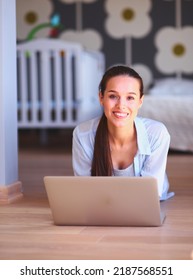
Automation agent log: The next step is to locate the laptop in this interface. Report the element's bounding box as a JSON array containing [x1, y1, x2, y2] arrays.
[[44, 176, 166, 227]]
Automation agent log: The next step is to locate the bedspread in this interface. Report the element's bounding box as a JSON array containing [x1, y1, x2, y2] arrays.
[[138, 95, 193, 152]]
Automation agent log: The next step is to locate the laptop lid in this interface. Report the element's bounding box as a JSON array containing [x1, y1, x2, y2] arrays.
[[44, 176, 165, 227]]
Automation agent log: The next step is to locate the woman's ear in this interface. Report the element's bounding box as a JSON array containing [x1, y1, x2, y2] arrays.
[[99, 91, 104, 106], [139, 95, 144, 108]]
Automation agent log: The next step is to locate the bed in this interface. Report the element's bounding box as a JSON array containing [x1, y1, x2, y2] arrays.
[[138, 78, 193, 152]]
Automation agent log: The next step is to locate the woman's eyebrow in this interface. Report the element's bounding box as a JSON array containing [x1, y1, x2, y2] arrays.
[[106, 90, 117, 93], [106, 90, 137, 95]]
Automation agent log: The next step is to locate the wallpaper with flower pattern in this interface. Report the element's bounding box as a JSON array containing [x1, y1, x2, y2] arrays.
[[16, 0, 193, 90]]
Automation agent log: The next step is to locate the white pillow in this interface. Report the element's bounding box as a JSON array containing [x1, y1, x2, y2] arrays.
[[149, 78, 193, 96]]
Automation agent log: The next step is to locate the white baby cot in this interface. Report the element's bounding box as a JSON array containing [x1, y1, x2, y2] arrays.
[[17, 38, 105, 129]]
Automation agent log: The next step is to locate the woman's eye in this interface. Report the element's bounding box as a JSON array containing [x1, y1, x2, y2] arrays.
[[127, 96, 134, 100], [109, 94, 117, 99]]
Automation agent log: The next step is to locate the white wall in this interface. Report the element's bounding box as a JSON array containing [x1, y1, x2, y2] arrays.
[[0, 0, 18, 186]]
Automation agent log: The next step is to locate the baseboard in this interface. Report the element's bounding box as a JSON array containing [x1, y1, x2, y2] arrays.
[[0, 181, 23, 204]]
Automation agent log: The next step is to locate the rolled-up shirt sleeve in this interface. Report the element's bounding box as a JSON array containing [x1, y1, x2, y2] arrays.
[[72, 128, 92, 176], [72, 118, 98, 176], [140, 122, 171, 199]]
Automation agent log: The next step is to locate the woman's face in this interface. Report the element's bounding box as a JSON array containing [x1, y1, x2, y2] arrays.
[[99, 75, 143, 128]]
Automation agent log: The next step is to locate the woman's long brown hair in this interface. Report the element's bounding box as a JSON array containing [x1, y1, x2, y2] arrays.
[[91, 65, 144, 176]]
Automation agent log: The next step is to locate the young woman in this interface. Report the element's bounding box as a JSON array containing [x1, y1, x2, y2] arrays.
[[72, 65, 174, 200]]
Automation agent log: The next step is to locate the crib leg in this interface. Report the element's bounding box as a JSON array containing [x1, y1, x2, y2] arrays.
[[39, 129, 48, 145]]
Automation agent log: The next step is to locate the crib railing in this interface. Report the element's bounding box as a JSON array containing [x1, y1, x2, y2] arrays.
[[17, 38, 105, 128]]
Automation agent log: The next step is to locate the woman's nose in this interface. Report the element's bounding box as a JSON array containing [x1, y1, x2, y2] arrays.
[[117, 97, 126, 108]]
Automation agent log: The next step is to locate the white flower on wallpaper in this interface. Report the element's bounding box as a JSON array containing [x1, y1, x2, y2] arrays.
[[60, 29, 103, 51], [132, 64, 153, 93], [105, 0, 152, 39], [16, 0, 52, 40], [155, 27, 193, 74], [60, 0, 96, 3]]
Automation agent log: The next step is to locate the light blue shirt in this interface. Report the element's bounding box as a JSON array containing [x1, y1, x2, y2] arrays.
[[72, 116, 174, 201]]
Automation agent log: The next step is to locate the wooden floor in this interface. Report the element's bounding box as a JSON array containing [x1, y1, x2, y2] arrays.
[[0, 142, 193, 260]]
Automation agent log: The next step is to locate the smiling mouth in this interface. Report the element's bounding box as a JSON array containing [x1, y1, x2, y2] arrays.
[[113, 111, 129, 118]]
